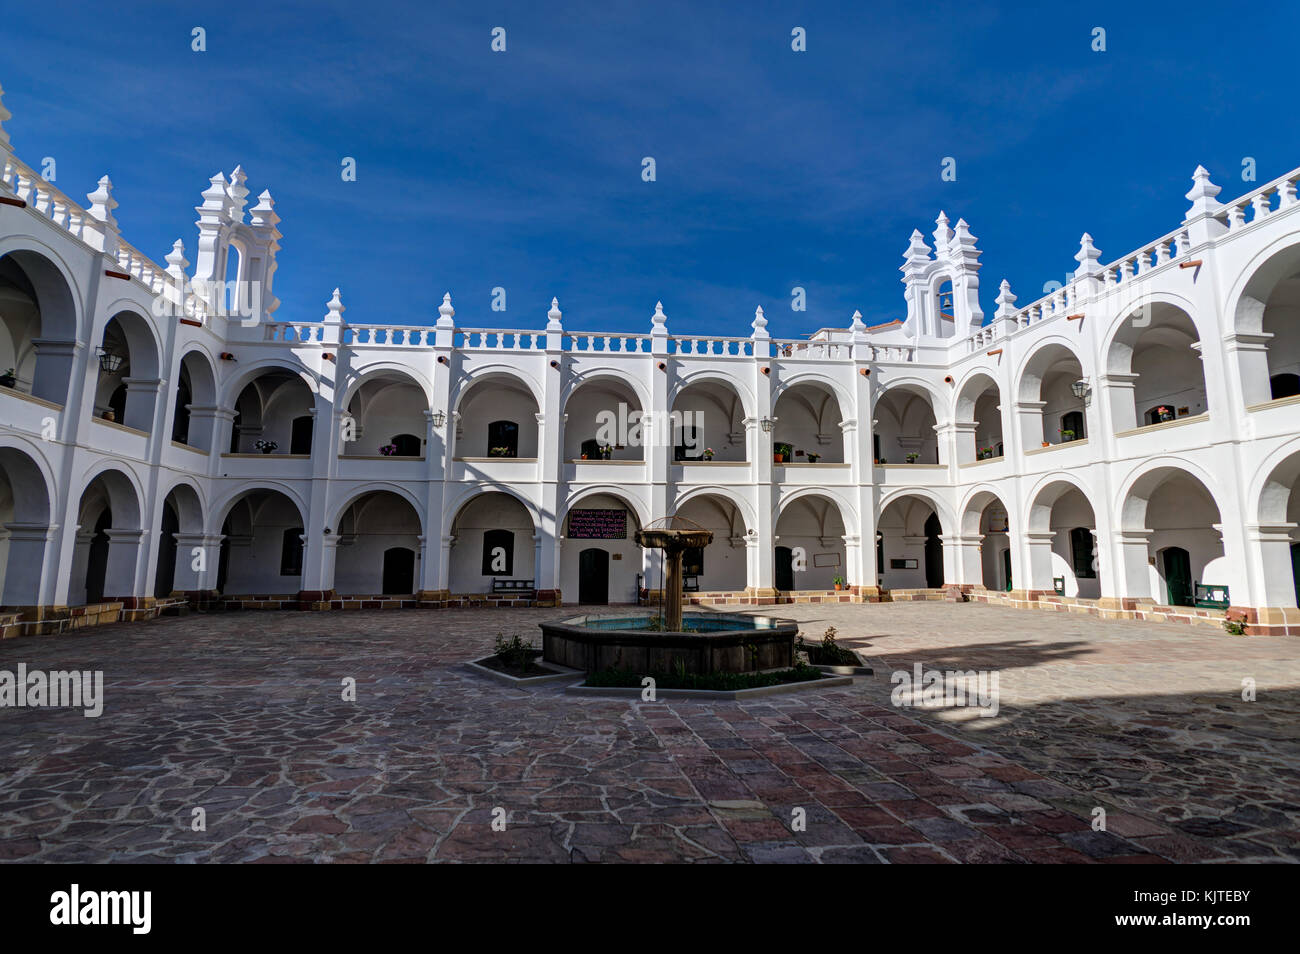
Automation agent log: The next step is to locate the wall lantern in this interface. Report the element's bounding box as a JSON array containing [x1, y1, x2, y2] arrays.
[[759, 418, 774, 434], [430, 410, 447, 428], [1071, 378, 1092, 403], [97, 348, 124, 373]]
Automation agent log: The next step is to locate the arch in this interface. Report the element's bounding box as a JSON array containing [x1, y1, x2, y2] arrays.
[[668, 368, 756, 420], [1025, 472, 1100, 534], [562, 373, 647, 462], [873, 377, 942, 465], [0, 243, 82, 405], [210, 482, 309, 535], [1253, 437, 1300, 525], [1099, 288, 1209, 366], [958, 486, 1012, 537], [772, 369, 854, 418], [876, 490, 949, 588], [1115, 458, 1226, 532], [334, 489, 424, 595], [338, 362, 435, 410], [0, 442, 55, 606], [875, 375, 945, 415], [452, 370, 541, 460], [448, 490, 539, 593], [226, 364, 321, 456], [560, 367, 651, 415], [331, 482, 427, 532], [774, 492, 851, 589], [772, 379, 847, 464], [1015, 337, 1087, 403], [339, 366, 432, 458], [444, 483, 542, 533], [673, 485, 756, 534], [776, 485, 858, 528], [669, 375, 752, 462], [74, 463, 144, 530], [158, 477, 207, 533], [1224, 237, 1300, 407], [219, 359, 320, 409], [450, 364, 544, 414], [954, 369, 1000, 421], [958, 486, 1013, 590], [672, 491, 753, 591], [877, 487, 956, 536], [0, 441, 55, 525]]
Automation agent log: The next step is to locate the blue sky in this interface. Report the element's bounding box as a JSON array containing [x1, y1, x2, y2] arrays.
[[3, 1, 1298, 336]]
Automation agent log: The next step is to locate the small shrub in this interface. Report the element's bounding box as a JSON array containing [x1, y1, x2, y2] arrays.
[[1222, 618, 1246, 636], [493, 632, 535, 669]]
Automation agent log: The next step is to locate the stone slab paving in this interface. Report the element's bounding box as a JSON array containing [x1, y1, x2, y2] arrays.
[[0, 603, 1295, 863]]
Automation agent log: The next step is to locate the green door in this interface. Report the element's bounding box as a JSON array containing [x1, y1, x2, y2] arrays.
[[1002, 549, 1012, 591], [1162, 547, 1193, 606], [1292, 543, 1300, 607]]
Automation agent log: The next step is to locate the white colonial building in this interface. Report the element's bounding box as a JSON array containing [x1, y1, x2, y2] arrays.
[[1, 84, 1298, 636]]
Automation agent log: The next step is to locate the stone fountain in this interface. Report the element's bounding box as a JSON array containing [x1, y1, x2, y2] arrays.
[[539, 515, 798, 674]]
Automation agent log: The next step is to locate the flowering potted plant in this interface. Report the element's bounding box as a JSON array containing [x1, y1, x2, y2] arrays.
[[807, 452, 821, 463], [1155, 405, 1174, 423], [600, 444, 613, 460], [832, 575, 845, 591], [489, 446, 512, 458], [702, 448, 715, 461], [379, 443, 398, 456], [905, 452, 920, 463], [1059, 428, 1076, 442], [978, 446, 994, 460], [255, 439, 277, 455], [0, 367, 15, 389]]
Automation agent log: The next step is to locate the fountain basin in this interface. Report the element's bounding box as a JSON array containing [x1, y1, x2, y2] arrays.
[[541, 613, 798, 674]]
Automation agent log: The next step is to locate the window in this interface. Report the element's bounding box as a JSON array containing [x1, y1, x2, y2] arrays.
[[1060, 410, 1084, 442], [482, 529, 514, 576], [683, 547, 704, 576], [1070, 527, 1095, 578], [280, 527, 304, 576], [487, 420, 519, 458], [390, 433, 421, 456], [290, 415, 314, 455]]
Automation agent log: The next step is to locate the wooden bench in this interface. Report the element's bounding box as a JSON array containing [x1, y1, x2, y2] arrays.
[[491, 579, 535, 597], [1194, 582, 1230, 609]]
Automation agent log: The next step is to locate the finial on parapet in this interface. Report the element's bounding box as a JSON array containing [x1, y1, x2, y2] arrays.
[[165, 239, 189, 278], [227, 165, 249, 223], [437, 292, 455, 327], [0, 82, 11, 150], [547, 296, 563, 331], [1185, 165, 1222, 218], [994, 279, 1017, 320], [850, 309, 866, 333], [250, 189, 280, 232], [652, 301, 667, 326], [900, 229, 932, 277], [324, 287, 345, 324], [751, 305, 768, 338], [86, 175, 118, 227], [1074, 232, 1103, 278], [933, 211, 953, 258]]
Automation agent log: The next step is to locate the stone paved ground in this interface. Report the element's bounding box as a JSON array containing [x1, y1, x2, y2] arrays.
[[0, 602, 1297, 863]]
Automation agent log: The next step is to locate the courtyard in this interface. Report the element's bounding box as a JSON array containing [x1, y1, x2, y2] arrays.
[[0, 602, 1297, 864]]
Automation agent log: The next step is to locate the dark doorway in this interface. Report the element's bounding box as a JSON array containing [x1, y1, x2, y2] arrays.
[[172, 376, 192, 444], [229, 411, 242, 453], [1291, 542, 1300, 607], [108, 384, 127, 424], [1060, 410, 1084, 441], [382, 547, 415, 595], [674, 425, 700, 461], [578, 548, 609, 604], [1161, 547, 1193, 606], [1270, 373, 1300, 400], [217, 521, 231, 592], [85, 510, 112, 604], [154, 504, 179, 598], [290, 415, 314, 455], [775, 546, 794, 591], [487, 420, 519, 457], [1002, 548, 1012, 591], [923, 512, 943, 588], [390, 433, 421, 457], [580, 438, 601, 460]]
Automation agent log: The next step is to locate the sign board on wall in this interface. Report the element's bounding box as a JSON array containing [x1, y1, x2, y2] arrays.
[[567, 509, 627, 539]]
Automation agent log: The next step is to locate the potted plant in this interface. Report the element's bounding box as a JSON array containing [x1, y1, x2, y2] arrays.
[[255, 439, 277, 454], [702, 447, 715, 461], [978, 446, 993, 460], [1155, 405, 1174, 423], [774, 441, 793, 463], [1041, 441, 1051, 448], [807, 452, 821, 463], [0, 367, 15, 389], [102, 409, 116, 422], [905, 452, 920, 463], [1059, 428, 1076, 442], [600, 444, 613, 460], [489, 446, 512, 458], [379, 443, 398, 456], [832, 575, 845, 591]]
